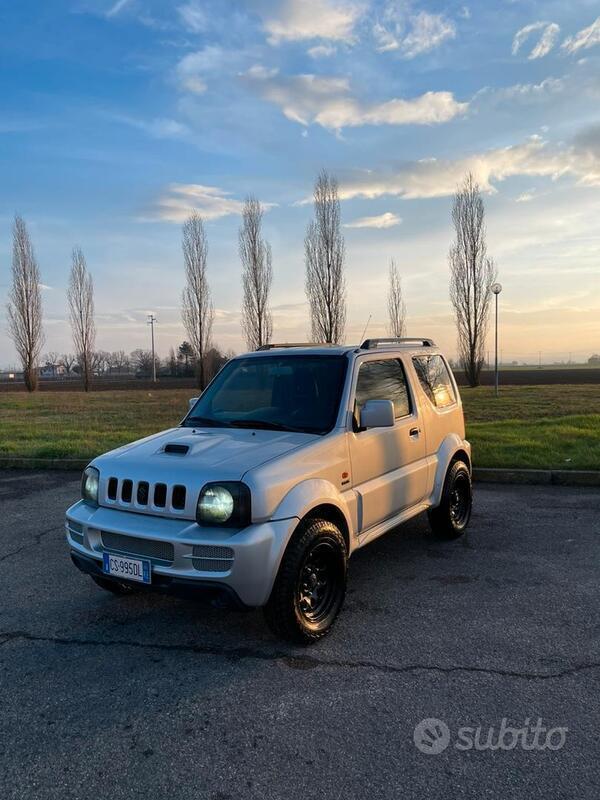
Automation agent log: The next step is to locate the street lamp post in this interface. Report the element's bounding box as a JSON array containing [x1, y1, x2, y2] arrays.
[[491, 283, 502, 397], [147, 314, 157, 383]]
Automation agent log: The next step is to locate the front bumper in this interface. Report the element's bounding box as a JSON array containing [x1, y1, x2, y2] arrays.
[[65, 501, 299, 607]]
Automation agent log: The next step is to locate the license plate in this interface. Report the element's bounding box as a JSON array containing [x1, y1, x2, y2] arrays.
[[102, 552, 151, 584]]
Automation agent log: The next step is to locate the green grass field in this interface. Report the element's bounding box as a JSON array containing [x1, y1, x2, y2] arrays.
[[0, 385, 598, 469], [460, 385, 599, 469]]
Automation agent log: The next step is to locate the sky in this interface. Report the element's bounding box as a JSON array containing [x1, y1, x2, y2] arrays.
[[1, 0, 599, 367]]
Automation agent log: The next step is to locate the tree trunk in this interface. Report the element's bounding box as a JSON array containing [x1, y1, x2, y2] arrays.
[[24, 364, 38, 392], [196, 357, 205, 390]]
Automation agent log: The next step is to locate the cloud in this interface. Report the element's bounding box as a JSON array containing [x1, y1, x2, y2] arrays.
[[373, 9, 456, 58], [562, 16, 600, 54], [263, 0, 363, 45], [177, 2, 208, 33], [318, 134, 600, 202], [175, 45, 227, 93], [106, 0, 132, 18], [242, 68, 467, 130], [344, 211, 401, 228], [476, 76, 565, 106], [530, 23, 560, 58], [307, 43, 337, 58], [372, 22, 400, 52], [515, 191, 535, 203], [106, 113, 190, 139], [150, 184, 245, 223], [512, 21, 560, 59], [401, 11, 457, 58], [143, 118, 190, 138]]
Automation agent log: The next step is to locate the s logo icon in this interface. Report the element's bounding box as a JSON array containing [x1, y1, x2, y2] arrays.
[[413, 718, 451, 754]]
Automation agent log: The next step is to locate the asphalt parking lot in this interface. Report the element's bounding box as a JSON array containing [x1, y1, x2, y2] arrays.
[[0, 471, 598, 800]]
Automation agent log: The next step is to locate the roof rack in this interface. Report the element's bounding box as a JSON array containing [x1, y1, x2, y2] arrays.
[[361, 337, 436, 349], [256, 342, 335, 351]]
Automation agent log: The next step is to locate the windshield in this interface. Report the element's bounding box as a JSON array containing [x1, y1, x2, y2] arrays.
[[183, 354, 348, 435]]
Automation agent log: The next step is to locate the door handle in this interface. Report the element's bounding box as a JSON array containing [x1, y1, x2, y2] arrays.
[[409, 427, 420, 437]]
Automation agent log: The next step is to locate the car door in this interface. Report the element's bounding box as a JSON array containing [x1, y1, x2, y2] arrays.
[[348, 356, 428, 533]]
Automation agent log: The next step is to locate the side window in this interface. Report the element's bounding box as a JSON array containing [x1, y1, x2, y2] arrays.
[[355, 359, 411, 419], [413, 355, 456, 409]]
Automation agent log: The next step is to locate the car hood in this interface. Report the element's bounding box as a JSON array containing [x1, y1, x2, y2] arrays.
[[91, 426, 316, 519], [95, 425, 315, 476]]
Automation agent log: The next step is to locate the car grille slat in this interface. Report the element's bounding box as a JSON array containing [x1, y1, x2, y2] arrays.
[[101, 532, 174, 564], [153, 483, 167, 508], [105, 477, 188, 514], [121, 479, 133, 503], [172, 485, 186, 510], [137, 481, 149, 506]]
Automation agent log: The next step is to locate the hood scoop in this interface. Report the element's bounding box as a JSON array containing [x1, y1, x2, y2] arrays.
[[163, 443, 190, 455]]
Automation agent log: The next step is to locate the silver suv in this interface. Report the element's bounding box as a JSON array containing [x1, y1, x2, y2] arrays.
[[66, 338, 472, 643]]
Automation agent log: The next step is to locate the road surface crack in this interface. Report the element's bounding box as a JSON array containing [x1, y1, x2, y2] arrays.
[[0, 525, 62, 564], [0, 629, 598, 681]]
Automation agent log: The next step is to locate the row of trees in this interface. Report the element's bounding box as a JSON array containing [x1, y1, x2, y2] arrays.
[[39, 342, 230, 379], [7, 223, 98, 392], [6, 169, 496, 391], [173, 168, 494, 388]]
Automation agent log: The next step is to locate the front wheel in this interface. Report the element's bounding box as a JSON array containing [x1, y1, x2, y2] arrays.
[[264, 519, 347, 644], [427, 461, 472, 540]]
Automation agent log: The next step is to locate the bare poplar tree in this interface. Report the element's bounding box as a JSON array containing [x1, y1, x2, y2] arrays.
[[181, 213, 214, 389], [449, 173, 497, 387], [239, 196, 273, 350], [68, 247, 96, 392], [305, 170, 346, 343], [387, 259, 407, 338], [7, 215, 45, 391]]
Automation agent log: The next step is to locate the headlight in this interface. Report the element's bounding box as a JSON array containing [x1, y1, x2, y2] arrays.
[[196, 482, 251, 527], [81, 466, 99, 506]]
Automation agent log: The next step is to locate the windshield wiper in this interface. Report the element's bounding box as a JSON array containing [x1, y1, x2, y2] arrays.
[[228, 419, 303, 432], [183, 416, 229, 428]]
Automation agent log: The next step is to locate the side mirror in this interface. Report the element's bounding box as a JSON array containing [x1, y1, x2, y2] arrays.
[[188, 397, 199, 411], [360, 399, 395, 430]]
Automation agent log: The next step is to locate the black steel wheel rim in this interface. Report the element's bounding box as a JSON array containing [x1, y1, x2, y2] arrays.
[[296, 540, 342, 624], [449, 474, 470, 527]]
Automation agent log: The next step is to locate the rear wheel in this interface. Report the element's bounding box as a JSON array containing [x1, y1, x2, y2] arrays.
[[427, 461, 472, 540], [264, 518, 347, 644], [91, 574, 140, 595]]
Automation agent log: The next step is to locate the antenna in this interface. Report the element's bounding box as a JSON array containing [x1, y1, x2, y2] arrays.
[[359, 314, 372, 345]]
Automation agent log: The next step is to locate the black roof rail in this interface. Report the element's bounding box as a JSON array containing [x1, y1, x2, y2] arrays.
[[256, 342, 335, 351], [361, 337, 436, 349]]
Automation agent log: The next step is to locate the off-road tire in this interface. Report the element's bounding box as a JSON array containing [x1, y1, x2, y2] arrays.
[[427, 460, 472, 540], [264, 518, 347, 644]]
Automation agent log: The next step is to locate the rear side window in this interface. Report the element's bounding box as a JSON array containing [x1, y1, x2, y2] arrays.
[[413, 355, 456, 409], [355, 359, 411, 419]]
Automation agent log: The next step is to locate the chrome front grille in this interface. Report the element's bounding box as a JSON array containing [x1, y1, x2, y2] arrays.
[[105, 477, 187, 514], [101, 531, 174, 564], [192, 545, 234, 573]]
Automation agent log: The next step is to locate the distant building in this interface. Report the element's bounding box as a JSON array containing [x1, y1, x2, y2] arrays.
[[39, 363, 67, 378], [0, 370, 22, 383]]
